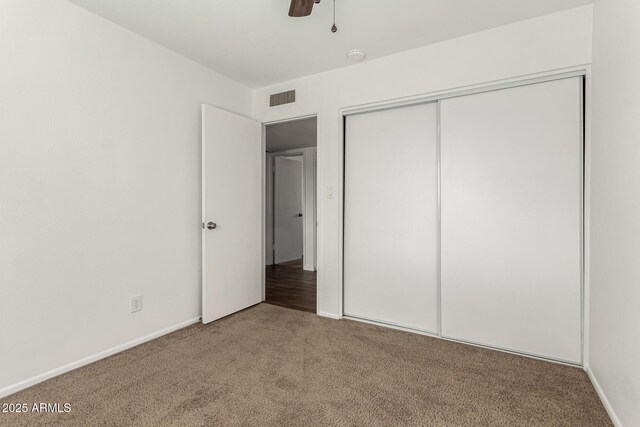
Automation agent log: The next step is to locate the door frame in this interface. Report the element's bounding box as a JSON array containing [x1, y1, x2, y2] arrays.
[[338, 65, 591, 367], [269, 150, 305, 266], [261, 114, 319, 309]]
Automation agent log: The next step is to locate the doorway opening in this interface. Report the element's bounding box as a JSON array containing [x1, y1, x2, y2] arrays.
[[264, 116, 317, 313]]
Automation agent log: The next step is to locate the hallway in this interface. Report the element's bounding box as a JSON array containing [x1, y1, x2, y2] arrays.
[[265, 259, 316, 313]]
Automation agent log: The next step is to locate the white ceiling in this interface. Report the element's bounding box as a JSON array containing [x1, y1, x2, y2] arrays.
[[68, 0, 592, 88], [266, 117, 317, 152]]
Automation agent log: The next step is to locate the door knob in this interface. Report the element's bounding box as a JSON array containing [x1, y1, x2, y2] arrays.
[[297, 213, 303, 217], [206, 222, 217, 230]]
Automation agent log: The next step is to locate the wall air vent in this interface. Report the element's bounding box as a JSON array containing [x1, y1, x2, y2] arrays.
[[270, 90, 296, 107]]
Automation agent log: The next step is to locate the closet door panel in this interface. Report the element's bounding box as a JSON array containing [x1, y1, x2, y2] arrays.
[[344, 103, 439, 333], [440, 78, 582, 363]]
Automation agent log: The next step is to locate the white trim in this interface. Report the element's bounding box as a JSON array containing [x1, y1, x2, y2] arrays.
[[440, 333, 581, 367], [585, 367, 623, 427], [315, 142, 323, 315], [201, 105, 207, 310], [263, 114, 317, 126], [261, 123, 267, 300], [342, 65, 589, 116], [579, 74, 586, 366], [301, 147, 317, 271], [344, 315, 439, 337], [337, 113, 345, 319], [0, 317, 201, 399], [301, 148, 307, 268], [346, 315, 581, 368], [318, 311, 341, 320], [436, 100, 443, 338], [441, 337, 582, 368], [313, 149, 317, 271], [582, 65, 592, 368]]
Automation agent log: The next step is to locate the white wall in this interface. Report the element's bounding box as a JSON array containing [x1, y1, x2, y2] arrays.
[[302, 148, 316, 271], [252, 6, 593, 318], [0, 0, 601, 403], [589, 1, 640, 425], [265, 155, 274, 265], [0, 0, 251, 396]]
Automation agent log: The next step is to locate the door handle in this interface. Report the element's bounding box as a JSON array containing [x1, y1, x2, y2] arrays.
[[297, 213, 303, 217], [206, 222, 217, 230]]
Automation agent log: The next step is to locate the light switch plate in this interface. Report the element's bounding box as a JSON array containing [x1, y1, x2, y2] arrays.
[[326, 185, 335, 199]]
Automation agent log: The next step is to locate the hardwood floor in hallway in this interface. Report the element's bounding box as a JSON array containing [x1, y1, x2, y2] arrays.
[[265, 259, 316, 313]]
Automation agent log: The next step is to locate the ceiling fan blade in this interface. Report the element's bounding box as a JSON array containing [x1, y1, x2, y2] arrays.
[[289, 0, 314, 17]]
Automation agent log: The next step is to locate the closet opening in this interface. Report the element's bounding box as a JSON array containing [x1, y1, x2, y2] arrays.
[[341, 72, 586, 365]]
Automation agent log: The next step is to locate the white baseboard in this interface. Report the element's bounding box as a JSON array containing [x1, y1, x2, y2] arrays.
[[585, 366, 623, 427], [318, 311, 341, 320], [0, 317, 201, 399]]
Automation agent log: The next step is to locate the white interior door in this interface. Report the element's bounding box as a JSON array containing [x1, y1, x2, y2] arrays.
[[440, 78, 583, 363], [202, 104, 262, 324], [274, 156, 304, 264], [344, 102, 440, 333]]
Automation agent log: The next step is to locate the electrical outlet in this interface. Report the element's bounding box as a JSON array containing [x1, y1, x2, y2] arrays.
[[131, 294, 142, 313]]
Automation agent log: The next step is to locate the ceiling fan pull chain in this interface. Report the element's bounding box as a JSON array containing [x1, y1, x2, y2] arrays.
[[331, 0, 337, 33]]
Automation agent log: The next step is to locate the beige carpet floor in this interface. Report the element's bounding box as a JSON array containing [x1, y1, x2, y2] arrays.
[[0, 303, 610, 426]]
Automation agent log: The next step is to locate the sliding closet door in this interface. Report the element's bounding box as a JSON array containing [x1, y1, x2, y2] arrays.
[[440, 78, 583, 363], [344, 103, 439, 333]]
